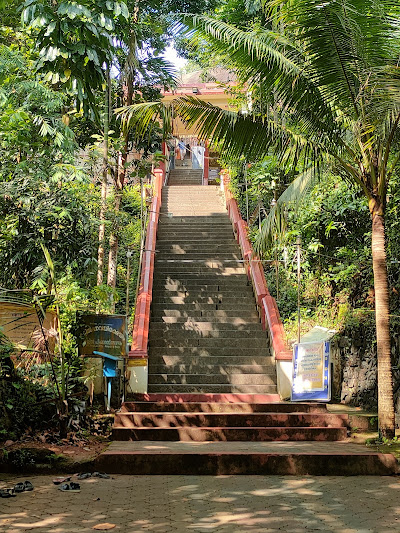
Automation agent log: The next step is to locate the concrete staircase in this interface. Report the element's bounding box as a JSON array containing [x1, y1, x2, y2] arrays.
[[148, 180, 276, 394], [102, 170, 399, 475]]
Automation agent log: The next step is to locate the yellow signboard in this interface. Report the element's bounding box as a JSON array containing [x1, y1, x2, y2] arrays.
[[0, 302, 55, 349], [127, 359, 148, 367], [293, 342, 325, 392]]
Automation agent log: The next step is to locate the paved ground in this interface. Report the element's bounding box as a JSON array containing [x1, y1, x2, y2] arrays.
[[1, 474, 400, 532]]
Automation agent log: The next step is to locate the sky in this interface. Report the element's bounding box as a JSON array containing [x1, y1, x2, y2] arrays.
[[163, 45, 187, 72]]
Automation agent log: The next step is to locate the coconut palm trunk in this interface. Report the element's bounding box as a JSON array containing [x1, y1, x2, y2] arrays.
[[371, 207, 395, 438]]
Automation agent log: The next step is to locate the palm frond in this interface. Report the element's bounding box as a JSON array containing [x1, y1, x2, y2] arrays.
[[115, 100, 174, 141], [254, 167, 316, 254], [176, 14, 336, 136]]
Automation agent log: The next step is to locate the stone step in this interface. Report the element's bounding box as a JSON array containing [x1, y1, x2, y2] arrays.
[[152, 287, 252, 296], [114, 412, 348, 429], [152, 275, 247, 282], [156, 245, 238, 253], [147, 373, 276, 385], [148, 355, 271, 365], [149, 331, 266, 343], [111, 426, 348, 442], [119, 401, 328, 413], [156, 231, 234, 239], [155, 240, 237, 247], [151, 298, 256, 307], [151, 309, 258, 319], [149, 347, 269, 357], [147, 384, 277, 393], [128, 393, 281, 403], [152, 316, 260, 324], [149, 322, 264, 333], [151, 295, 255, 307], [157, 227, 233, 234], [168, 181, 203, 185], [96, 441, 399, 475], [160, 210, 225, 214], [152, 280, 250, 290], [157, 230, 234, 237], [153, 273, 248, 280], [153, 265, 246, 274], [158, 216, 231, 223], [147, 364, 275, 375], [155, 254, 242, 262], [149, 342, 268, 353]]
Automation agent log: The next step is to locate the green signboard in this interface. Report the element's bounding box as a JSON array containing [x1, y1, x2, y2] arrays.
[[78, 314, 127, 357]]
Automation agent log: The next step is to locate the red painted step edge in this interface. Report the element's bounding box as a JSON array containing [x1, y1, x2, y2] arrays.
[[129, 166, 164, 358], [221, 171, 292, 362]]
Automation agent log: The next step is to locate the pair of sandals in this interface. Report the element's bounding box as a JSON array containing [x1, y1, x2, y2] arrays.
[[58, 482, 81, 492], [0, 480, 34, 497], [77, 472, 110, 479]]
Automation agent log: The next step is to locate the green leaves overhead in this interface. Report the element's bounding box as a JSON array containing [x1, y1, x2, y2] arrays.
[[116, 100, 174, 141], [22, 0, 130, 115]]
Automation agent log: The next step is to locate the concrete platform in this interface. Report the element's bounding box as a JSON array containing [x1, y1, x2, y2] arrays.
[[96, 441, 399, 476]]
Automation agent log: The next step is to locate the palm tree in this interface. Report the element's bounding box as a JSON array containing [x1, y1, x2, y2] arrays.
[[118, 0, 400, 437]]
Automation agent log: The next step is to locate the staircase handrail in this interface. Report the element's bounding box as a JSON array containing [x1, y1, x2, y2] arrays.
[[129, 167, 163, 358], [220, 170, 292, 362]]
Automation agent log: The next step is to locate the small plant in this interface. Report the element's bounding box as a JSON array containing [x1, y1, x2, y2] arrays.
[[9, 449, 35, 468]]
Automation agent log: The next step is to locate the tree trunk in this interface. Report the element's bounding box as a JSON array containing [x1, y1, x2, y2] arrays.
[[97, 67, 111, 286], [107, 156, 124, 312], [371, 211, 395, 439], [106, 77, 132, 310]]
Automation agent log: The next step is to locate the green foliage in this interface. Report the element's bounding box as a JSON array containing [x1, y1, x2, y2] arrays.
[[22, 0, 129, 115], [0, 366, 57, 438]]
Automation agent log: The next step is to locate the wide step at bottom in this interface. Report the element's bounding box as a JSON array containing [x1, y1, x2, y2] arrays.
[[96, 441, 399, 476]]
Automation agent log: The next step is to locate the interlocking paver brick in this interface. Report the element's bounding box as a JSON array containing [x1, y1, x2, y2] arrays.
[[1, 474, 400, 532]]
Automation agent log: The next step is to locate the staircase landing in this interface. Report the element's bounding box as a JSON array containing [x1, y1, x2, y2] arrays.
[[96, 440, 398, 475]]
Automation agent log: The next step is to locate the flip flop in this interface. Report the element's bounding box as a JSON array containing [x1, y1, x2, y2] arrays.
[[0, 488, 16, 498], [53, 477, 71, 485], [14, 482, 25, 493], [23, 481, 34, 491], [58, 482, 80, 492], [77, 473, 92, 480], [92, 472, 110, 479], [14, 481, 34, 492]]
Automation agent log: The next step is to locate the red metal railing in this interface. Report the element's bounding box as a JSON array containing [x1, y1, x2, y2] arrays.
[[129, 160, 164, 358], [221, 170, 292, 362]]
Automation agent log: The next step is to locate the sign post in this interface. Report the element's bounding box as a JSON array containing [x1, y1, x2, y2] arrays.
[[78, 315, 127, 407], [291, 340, 331, 401]]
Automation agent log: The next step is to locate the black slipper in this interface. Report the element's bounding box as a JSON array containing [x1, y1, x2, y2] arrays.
[[23, 481, 34, 491], [93, 472, 110, 479], [14, 482, 25, 493], [0, 488, 16, 498], [14, 481, 34, 492], [77, 473, 92, 480], [58, 482, 80, 492]]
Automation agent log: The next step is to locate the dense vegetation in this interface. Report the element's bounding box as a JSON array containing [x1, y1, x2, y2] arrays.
[[0, 0, 215, 437]]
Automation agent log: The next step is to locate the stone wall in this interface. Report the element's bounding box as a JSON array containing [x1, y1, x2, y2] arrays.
[[331, 320, 400, 412]]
